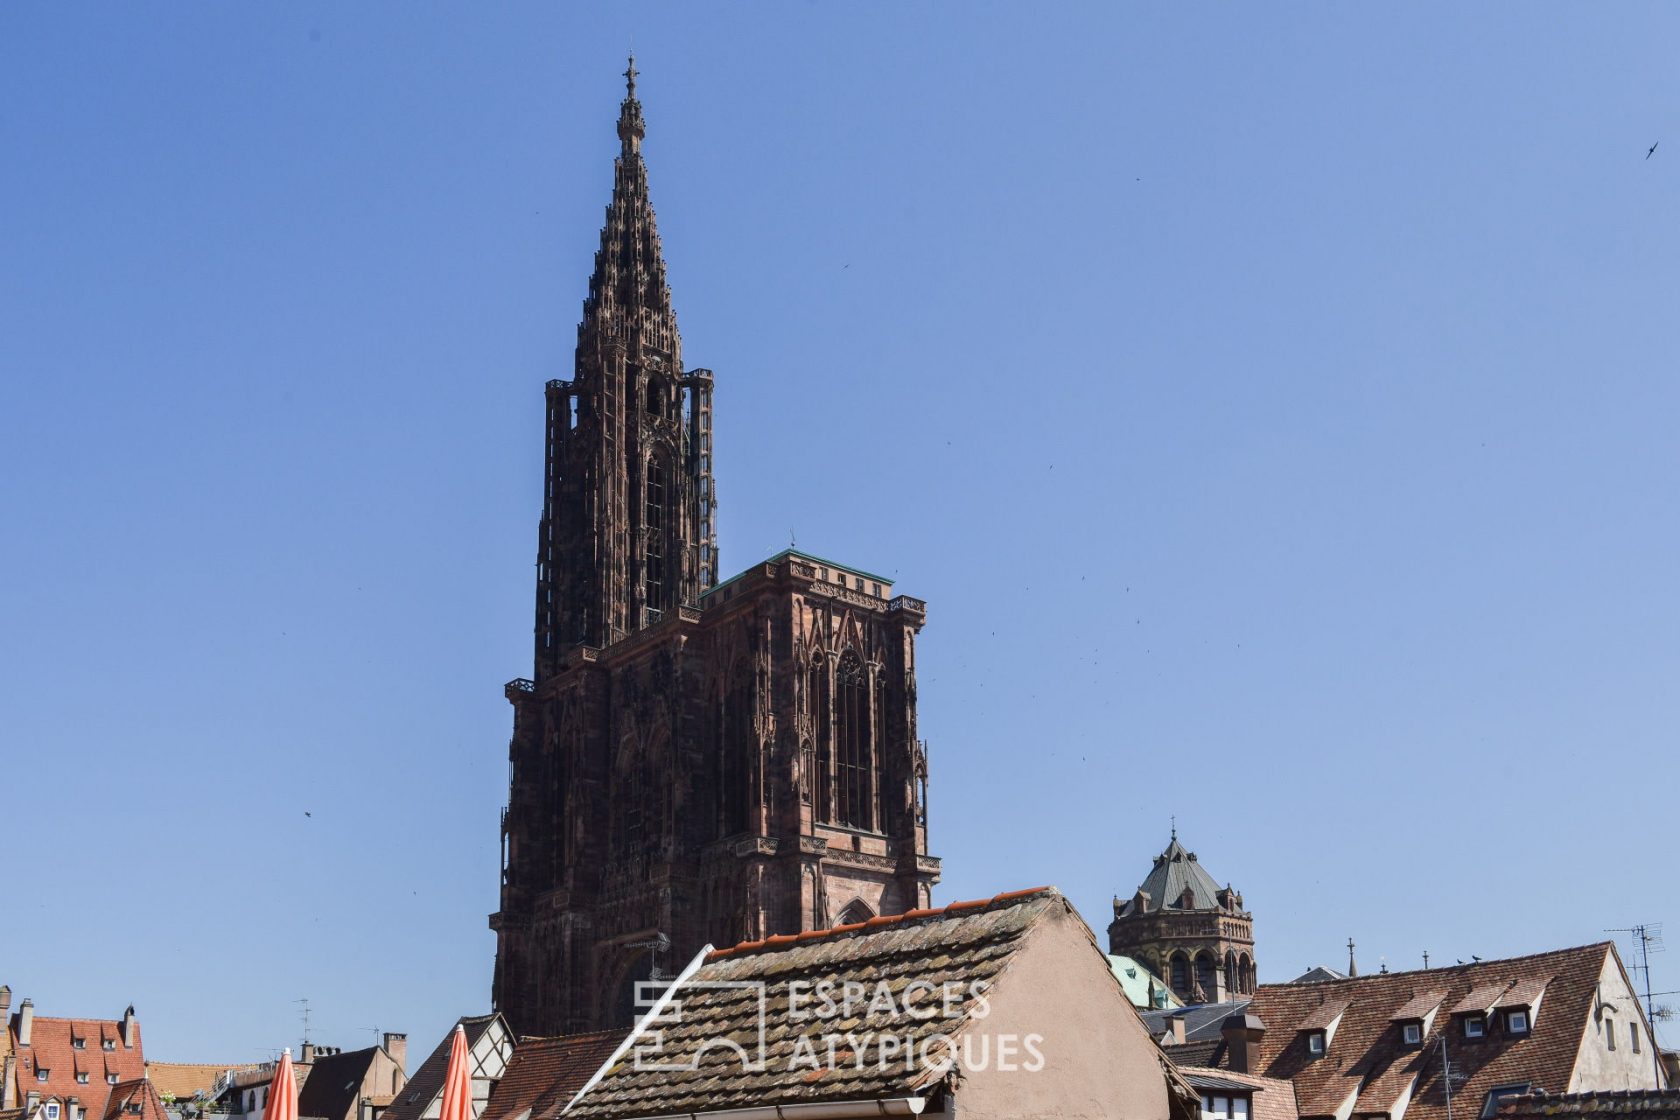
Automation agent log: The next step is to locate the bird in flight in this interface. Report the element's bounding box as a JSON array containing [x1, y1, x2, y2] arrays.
[[1648, 142, 1659, 159]]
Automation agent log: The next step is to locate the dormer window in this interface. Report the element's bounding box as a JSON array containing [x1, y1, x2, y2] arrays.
[[45, 1106, 60, 1120], [102, 1042, 114, 1052], [1402, 1022, 1423, 1045], [107, 1076, 119, 1086], [75, 1075, 89, 1086], [71, 1038, 85, 1050], [1307, 1030, 1327, 1055], [1464, 1015, 1486, 1039], [38, 1070, 51, 1083], [1507, 1010, 1529, 1035]]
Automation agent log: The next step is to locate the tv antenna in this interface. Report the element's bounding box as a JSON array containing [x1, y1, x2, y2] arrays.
[[294, 998, 312, 1046], [1606, 924, 1664, 1086], [1438, 1033, 1470, 1120]]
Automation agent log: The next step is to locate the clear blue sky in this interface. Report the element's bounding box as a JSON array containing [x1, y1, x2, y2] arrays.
[[4, 3, 1678, 1063]]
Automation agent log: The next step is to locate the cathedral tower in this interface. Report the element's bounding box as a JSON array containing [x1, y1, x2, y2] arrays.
[[1108, 833, 1256, 1004], [491, 63, 941, 1036]]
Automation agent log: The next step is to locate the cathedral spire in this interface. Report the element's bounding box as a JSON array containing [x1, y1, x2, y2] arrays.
[[617, 54, 645, 155], [533, 61, 708, 662], [580, 55, 674, 360]]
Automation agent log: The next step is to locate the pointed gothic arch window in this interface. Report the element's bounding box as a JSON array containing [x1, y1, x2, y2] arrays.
[[643, 452, 668, 616], [831, 651, 876, 830], [1225, 951, 1238, 997], [808, 655, 831, 820], [1195, 951, 1218, 1002], [1170, 952, 1190, 996], [720, 670, 753, 835], [836, 898, 875, 926], [1238, 953, 1254, 994]]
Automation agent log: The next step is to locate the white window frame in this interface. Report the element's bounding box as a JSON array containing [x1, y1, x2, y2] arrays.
[[1307, 1030, 1327, 1055], [1402, 1022, 1423, 1045], [45, 1105, 61, 1120], [1507, 1010, 1529, 1035], [1464, 1015, 1486, 1039]]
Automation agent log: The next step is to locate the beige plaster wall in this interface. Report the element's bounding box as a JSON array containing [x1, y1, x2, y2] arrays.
[[957, 903, 1171, 1120], [1568, 952, 1664, 1092]]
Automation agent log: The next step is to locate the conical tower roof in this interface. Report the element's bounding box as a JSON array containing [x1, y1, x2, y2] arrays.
[[1134, 835, 1226, 912]]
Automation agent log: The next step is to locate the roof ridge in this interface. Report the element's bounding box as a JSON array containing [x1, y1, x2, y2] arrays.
[[705, 886, 1057, 961], [1263, 941, 1612, 987]]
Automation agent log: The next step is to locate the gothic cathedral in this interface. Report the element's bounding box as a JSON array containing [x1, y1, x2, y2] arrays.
[[489, 64, 941, 1036]]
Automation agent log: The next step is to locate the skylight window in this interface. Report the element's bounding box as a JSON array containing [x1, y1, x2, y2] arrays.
[[1481, 1084, 1532, 1119]]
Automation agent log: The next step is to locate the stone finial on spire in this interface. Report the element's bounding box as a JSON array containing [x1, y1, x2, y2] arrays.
[[618, 54, 645, 153], [1347, 936, 1359, 977]]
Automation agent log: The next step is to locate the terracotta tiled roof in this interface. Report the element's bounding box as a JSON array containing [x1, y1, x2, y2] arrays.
[[480, 1033, 621, 1120], [1298, 1000, 1351, 1031], [1498, 1091, 1680, 1120], [1496, 979, 1552, 1011], [1452, 983, 1513, 1017], [1391, 990, 1449, 1022], [9, 1015, 145, 1120], [143, 1064, 237, 1101], [1181, 1068, 1301, 1120], [702, 886, 1053, 961], [1199, 943, 1624, 1120], [567, 887, 1067, 1120], [101, 1080, 167, 1120]]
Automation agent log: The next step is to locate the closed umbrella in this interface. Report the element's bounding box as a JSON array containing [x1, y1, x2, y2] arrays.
[[267, 1050, 298, 1120], [436, 1027, 472, 1120]]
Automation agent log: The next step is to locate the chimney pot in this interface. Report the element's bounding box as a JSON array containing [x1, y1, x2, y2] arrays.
[[382, 1034, 408, 1074], [120, 1006, 136, 1049]]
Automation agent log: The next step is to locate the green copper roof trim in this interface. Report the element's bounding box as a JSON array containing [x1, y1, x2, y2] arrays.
[[700, 549, 895, 599]]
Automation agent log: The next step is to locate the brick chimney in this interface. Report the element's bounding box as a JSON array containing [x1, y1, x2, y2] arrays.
[[120, 1006, 137, 1049], [382, 1034, 407, 1074], [1221, 1012, 1267, 1075], [1168, 1013, 1187, 1046], [300, 1042, 317, 1064], [18, 1000, 34, 1047]]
